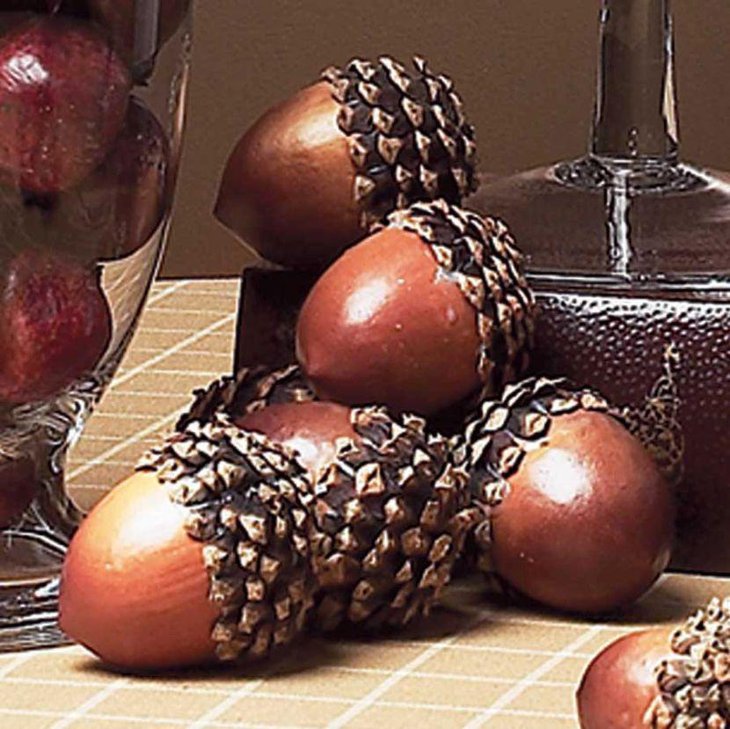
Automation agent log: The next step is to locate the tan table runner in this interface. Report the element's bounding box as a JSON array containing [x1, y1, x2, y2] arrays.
[[0, 278, 725, 729]]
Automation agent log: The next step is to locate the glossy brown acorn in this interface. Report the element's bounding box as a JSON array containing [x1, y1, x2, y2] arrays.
[[490, 410, 674, 614], [215, 56, 478, 270], [215, 81, 361, 269], [296, 228, 483, 416], [237, 402, 357, 479], [577, 629, 671, 728], [59, 470, 219, 671]]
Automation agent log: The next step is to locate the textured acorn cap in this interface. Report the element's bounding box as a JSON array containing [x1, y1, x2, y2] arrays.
[[646, 597, 730, 727], [324, 55, 478, 229], [178, 364, 315, 432], [383, 199, 536, 399], [454, 376, 615, 571], [309, 406, 480, 632], [138, 415, 316, 662]]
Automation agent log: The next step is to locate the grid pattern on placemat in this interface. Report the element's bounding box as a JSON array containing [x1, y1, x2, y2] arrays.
[[1, 278, 725, 729], [66, 278, 240, 514]]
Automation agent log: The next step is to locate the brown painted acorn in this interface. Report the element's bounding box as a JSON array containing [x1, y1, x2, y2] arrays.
[[306, 406, 479, 632], [577, 597, 730, 727], [215, 56, 478, 269], [457, 377, 675, 615], [238, 402, 357, 481], [60, 416, 316, 671], [296, 200, 535, 416]]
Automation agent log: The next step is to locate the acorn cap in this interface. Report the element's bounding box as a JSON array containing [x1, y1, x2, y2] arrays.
[[323, 56, 478, 229], [310, 406, 480, 631], [646, 597, 730, 727], [383, 199, 536, 398], [455, 376, 614, 570], [178, 364, 315, 431], [138, 415, 316, 662]]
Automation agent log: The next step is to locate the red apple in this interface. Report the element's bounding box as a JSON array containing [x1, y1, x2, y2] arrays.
[[55, 96, 170, 261], [0, 17, 131, 193], [0, 455, 36, 527], [0, 249, 112, 405]]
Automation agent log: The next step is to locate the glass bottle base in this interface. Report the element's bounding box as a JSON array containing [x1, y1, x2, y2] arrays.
[[0, 576, 70, 652]]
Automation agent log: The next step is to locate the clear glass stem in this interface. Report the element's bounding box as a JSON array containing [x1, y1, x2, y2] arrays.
[[592, 0, 678, 164]]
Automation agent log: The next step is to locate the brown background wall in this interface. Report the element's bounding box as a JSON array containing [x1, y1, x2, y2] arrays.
[[162, 0, 730, 278]]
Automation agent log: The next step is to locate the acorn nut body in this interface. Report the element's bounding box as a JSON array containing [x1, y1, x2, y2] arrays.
[[297, 200, 535, 416], [238, 402, 358, 480], [215, 57, 478, 269], [60, 416, 317, 671], [578, 597, 730, 727], [460, 378, 675, 615]]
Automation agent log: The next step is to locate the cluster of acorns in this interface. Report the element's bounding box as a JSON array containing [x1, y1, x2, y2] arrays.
[[60, 55, 676, 688]]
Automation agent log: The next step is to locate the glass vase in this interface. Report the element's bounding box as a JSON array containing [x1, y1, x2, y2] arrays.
[[0, 0, 192, 649]]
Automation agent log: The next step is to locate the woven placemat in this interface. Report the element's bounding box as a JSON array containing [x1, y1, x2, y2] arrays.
[[0, 278, 725, 729]]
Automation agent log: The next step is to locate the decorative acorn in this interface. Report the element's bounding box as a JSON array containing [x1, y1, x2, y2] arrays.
[[215, 56, 478, 269], [578, 597, 730, 728], [296, 200, 535, 416], [177, 363, 316, 432], [238, 402, 358, 482], [307, 406, 480, 632], [60, 416, 317, 671], [456, 377, 675, 615]]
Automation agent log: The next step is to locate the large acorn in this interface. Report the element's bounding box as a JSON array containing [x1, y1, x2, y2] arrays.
[[215, 56, 478, 269], [306, 406, 479, 632], [456, 377, 675, 615], [296, 200, 535, 416], [578, 597, 730, 728], [60, 416, 317, 671]]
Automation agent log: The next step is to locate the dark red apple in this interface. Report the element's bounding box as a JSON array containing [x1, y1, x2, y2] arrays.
[[55, 96, 170, 261], [0, 249, 112, 405], [0, 455, 36, 527], [0, 17, 131, 193]]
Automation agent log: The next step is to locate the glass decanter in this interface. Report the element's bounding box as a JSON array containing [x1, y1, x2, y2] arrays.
[[0, 0, 191, 649], [473, 0, 730, 573]]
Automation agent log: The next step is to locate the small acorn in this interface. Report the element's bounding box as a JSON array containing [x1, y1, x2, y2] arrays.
[[456, 377, 675, 615], [296, 200, 535, 416], [215, 56, 478, 269], [577, 597, 730, 728], [60, 416, 317, 671], [238, 402, 358, 481], [306, 406, 480, 632]]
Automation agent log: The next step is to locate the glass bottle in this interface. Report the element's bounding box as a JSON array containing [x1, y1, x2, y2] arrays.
[[473, 0, 730, 573]]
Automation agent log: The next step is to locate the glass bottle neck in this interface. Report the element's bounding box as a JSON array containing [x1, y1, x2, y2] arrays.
[[591, 0, 678, 165]]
